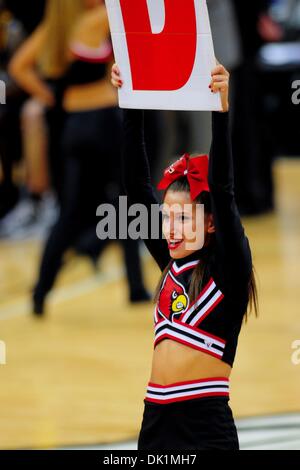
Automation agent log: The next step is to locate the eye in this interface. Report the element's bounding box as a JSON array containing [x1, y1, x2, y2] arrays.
[[172, 291, 178, 300], [162, 213, 170, 221]]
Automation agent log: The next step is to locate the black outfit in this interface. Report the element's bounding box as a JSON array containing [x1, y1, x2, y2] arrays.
[[45, 78, 67, 204], [0, 1, 46, 218], [0, 94, 24, 217], [231, 0, 275, 214], [122, 109, 253, 450], [63, 57, 108, 86], [34, 106, 150, 309], [45, 50, 111, 202], [231, 0, 268, 59], [0, 5, 27, 218], [138, 396, 239, 450], [34, 107, 120, 299], [33, 54, 149, 311], [0, 1, 47, 218]]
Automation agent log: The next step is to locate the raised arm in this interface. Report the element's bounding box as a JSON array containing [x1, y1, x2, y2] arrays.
[[111, 65, 170, 271], [208, 65, 252, 286]]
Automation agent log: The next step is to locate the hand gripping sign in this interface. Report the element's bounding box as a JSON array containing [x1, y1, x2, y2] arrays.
[[105, 0, 221, 110]]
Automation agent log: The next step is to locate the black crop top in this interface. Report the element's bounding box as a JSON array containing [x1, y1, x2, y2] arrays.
[[122, 109, 253, 367], [64, 39, 113, 86]]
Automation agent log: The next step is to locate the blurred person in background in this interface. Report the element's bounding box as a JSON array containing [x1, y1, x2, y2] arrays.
[[176, 0, 283, 217], [9, 0, 151, 315], [183, 0, 242, 154], [231, 0, 283, 215], [0, 1, 26, 219], [0, 0, 51, 237], [258, 0, 300, 157]]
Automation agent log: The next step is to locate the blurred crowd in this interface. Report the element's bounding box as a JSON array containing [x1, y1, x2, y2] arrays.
[[0, 0, 300, 313]]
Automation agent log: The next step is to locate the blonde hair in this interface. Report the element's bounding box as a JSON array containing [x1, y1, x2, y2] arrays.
[[38, 0, 86, 77]]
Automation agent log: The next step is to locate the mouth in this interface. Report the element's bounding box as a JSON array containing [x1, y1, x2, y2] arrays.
[[168, 239, 184, 251]]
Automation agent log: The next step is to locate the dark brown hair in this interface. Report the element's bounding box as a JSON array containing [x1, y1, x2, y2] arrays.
[[154, 177, 258, 321]]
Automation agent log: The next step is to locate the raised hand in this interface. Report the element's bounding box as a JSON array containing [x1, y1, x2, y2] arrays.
[[111, 63, 123, 88], [209, 63, 230, 112]]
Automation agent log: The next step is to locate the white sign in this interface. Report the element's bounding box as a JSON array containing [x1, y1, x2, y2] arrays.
[[105, 0, 221, 111]]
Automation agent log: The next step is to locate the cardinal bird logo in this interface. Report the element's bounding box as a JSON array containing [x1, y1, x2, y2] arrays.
[[157, 271, 189, 322]]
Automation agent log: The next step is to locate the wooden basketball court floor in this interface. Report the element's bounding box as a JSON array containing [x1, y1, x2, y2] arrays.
[[0, 158, 299, 450]]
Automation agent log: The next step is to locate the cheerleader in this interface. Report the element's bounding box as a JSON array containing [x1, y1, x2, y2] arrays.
[[111, 62, 258, 450], [9, 0, 151, 313]]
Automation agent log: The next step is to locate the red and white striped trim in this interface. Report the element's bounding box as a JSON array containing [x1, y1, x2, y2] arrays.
[[154, 319, 226, 359], [189, 289, 224, 326], [70, 40, 113, 63], [181, 278, 216, 322], [153, 305, 159, 324], [145, 377, 230, 404], [171, 260, 200, 276]]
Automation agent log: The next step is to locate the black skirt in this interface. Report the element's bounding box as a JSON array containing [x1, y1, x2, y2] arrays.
[[137, 396, 239, 451]]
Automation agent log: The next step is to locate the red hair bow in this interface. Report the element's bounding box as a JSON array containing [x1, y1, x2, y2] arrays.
[[157, 153, 210, 201]]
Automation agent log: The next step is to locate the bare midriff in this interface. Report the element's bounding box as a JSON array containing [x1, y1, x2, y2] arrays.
[[63, 78, 118, 112], [150, 339, 231, 385]]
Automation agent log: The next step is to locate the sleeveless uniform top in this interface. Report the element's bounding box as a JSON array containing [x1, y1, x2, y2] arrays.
[[64, 38, 113, 86], [122, 109, 253, 368], [45, 39, 113, 110]]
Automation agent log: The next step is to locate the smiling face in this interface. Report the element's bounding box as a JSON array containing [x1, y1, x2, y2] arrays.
[[162, 189, 215, 259]]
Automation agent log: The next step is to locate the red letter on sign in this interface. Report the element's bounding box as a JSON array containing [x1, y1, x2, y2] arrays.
[[119, 0, 197, 91]]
